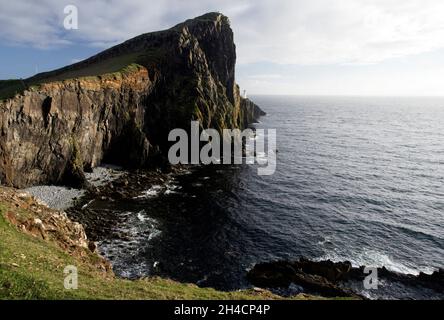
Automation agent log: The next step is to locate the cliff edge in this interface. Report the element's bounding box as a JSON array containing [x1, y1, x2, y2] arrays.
[[0, 13, 265, 188]]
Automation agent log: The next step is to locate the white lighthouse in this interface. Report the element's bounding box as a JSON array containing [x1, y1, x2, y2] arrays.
[[243, 90, 248, 99]]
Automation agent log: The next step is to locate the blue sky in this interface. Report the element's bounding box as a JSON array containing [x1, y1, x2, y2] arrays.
[[1, 0, 444, 96]]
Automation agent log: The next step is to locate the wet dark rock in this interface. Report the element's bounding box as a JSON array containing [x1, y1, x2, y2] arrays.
[[297, 258, 353, 282], [247, 260, 360, 298], [418, 269, 444, 283], [66, 167, 177, 242], [88, 241, 98, 253], [241, 98, 266, 127], [247, 258, 444, 298]]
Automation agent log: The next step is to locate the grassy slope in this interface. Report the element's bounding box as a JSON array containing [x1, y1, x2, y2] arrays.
[[0, 80, 26, 102], [31, 53, 143, 84], [0, 199, 322, 300], [0, 53, 144, 101]]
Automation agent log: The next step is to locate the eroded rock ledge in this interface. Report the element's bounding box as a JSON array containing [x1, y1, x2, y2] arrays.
[[0, 12, 265, 188], [0, 187, 111, 272], [247, 258, 444, 299]]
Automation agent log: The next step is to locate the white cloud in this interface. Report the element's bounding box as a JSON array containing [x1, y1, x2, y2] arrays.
[[231, 0, 444, 65], [1, 0, 444, 66]]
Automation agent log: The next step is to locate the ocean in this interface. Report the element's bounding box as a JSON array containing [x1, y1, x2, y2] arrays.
[[94, 95, 444, 299]]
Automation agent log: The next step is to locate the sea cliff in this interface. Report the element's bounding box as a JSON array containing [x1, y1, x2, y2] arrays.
[[0, 12, 264, 188]]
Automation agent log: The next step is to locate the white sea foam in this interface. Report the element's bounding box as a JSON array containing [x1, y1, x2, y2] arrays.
[[97, 210, 162, 278], [137, 210, 147, 222], [192, 182, 203, 187], [317, 249, 435, 276], [81, 200, 94, 210], [317, 236, 333, 246], [164, 183, 181, 195], [134, 185, 163, 199]]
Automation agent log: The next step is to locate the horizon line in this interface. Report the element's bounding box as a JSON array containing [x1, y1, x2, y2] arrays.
[[248, 93, 444, 98]]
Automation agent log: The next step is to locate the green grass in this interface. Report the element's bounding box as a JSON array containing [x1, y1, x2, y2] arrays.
[[0, 53, 147, 102], [0, 200, 313, 300], [35, 53, 144, 84], [0, 80, 27, 102]]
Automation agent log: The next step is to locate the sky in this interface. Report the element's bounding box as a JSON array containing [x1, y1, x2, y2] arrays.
[[1, 0, 444, 96]]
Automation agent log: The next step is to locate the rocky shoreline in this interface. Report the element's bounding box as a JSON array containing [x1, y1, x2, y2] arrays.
[[0, 185, 296, 300], [12, 168, 444, 300], [22, 165, 124, 211], [247, 258, 444, 299], [1, 12, 441, 301], [64, 166, 189, 242], [37, 167, 440, 300]]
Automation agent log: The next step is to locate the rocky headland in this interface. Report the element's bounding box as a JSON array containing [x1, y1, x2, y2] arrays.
[[1, 12, 442, 301], [0, 12, 284, 300], [0, 12, 264, 189]]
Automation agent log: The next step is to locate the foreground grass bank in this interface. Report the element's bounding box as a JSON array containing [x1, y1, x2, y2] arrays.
[[0, 187, 319, 300]]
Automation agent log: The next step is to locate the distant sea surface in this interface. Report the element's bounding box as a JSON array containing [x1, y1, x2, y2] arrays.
[[97, 96, 444, 299]]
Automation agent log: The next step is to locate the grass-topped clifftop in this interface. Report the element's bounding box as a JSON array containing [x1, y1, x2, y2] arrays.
[[0, 12, 230, 102], [0, 47, 171, 102], [0, 80, 27, 102], [0, 54, 149, 102], [0, 187, 322, 300]]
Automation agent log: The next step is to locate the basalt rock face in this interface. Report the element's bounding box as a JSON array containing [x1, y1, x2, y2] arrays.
[[241, 98, 267, 127], [0, 68, 153, 188], [0, 13, 264, 188]]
